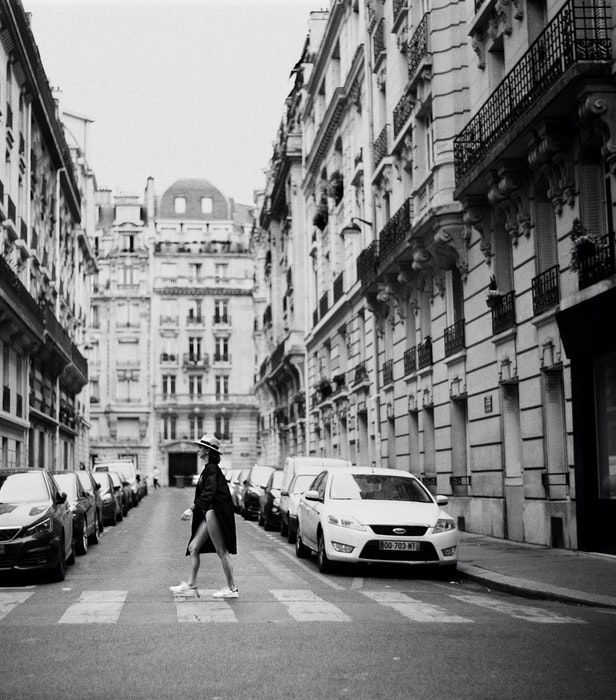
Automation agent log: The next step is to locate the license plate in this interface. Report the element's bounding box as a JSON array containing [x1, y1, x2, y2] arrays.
[[379, 540, 420, 551]]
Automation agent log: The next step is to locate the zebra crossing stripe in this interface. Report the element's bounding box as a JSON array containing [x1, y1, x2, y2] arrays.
[[175, 590, 237, 623], [362, 590, 473, 623], [449, 594, 585, 624], [58, 590, 127, 624], [0, 590, 35, 621], [271, 589, 350, 622], [251, 550, 304, 584]]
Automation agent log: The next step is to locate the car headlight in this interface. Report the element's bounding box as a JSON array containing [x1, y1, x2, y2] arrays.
[[273, 496, 280, 507], [23, 518, 53, 537], [249, 487, 260, 497], [102, 494, 112, 503], [327, 514, 365, 531], [432, 518, 456, 533]]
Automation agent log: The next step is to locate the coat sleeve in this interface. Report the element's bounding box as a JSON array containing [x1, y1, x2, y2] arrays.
[[193, 466, 217, 515]]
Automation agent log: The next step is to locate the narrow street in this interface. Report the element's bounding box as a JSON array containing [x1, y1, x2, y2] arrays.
[[1, 489, 615, 699]]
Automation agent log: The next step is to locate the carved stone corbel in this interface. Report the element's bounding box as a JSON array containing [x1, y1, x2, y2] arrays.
[[432, 212, 469, 281], [578, 93, 616, 176], [461, 196, 493, 262], [470, 29, 486, 69], [487, 162, 531, 244], [527, 124, 576, 214]]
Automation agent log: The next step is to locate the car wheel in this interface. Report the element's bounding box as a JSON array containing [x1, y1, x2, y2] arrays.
[[89, 514, 100, 545], [76, 520, 88, 555], [280, 517, 288, 537], [317, 533, 334, 574], [50, 536, 66, 582], [438, 563, 457, 579], [263, 515, 273, 531], [98, 510, 104, 533], [295, 529, 309, 559], [258, 512, 264, 527], [117, 507, 123, 522], [66, 538, 76, 566], [287, 521, 296, 545]]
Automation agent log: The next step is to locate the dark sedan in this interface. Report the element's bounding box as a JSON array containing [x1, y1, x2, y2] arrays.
[[0, 469, 74, 581], [76, 470, 104, 537], [241, 465, 274, 520], [109, 471, 131, 516], [51, 471, 98, 555], [259, 469, 284, 530], [92, 471, 123, 526]]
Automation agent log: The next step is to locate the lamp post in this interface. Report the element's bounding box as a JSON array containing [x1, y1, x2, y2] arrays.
[[340, 217, 373, 238]]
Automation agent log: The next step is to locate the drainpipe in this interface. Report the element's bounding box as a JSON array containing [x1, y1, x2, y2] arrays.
[[54, 167, 66, 470]]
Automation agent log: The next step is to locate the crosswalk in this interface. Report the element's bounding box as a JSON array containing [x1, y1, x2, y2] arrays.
[[0, 586, 590, 626]]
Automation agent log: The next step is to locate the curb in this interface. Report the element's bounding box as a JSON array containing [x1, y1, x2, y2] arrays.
[[457, 563, 616, 610]]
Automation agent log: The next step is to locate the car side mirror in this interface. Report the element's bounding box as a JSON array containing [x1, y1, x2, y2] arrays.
[[114, 486, 121, 492], [243, 480, 248, 485], [304, 490, 322, 502], [94, 483, 101, 491], [436, 495, 448, 506], [280, 491, 289, 497], [56, 492, 67, 504]]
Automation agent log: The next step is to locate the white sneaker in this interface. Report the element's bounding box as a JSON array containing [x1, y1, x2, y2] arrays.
[[212, 586, 239, 599], [169, 581, 199, 597]]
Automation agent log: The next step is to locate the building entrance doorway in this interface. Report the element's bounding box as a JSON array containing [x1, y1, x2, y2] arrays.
[[168, 452, 198, 487]]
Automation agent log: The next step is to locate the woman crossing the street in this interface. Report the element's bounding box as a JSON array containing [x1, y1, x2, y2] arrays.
[[170, 434, 238, 598]]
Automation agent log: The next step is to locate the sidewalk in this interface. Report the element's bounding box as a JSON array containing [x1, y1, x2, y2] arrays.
[[457, 532, 616, 609]]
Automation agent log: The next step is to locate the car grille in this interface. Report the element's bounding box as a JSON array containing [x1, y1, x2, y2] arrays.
[[0, 528, 21, 542], [359, 540, 439, 562], [369, 525, 428, 536]]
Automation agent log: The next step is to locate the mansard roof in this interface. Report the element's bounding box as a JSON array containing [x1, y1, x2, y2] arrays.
[[158, 179, 230, 220]]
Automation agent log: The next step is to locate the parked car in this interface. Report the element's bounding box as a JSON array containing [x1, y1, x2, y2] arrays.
[[109, 471, 132, 516], [136, 472, 148, 499], [230, 469, 249, 513], [280, 465, 329, 539], [91, 471, 123, 526], [240, 465, 274, 520], [94, 461, 140, 506], [280, 456, 352, 495], [51, 471, 99, 555], [76, 470, 104, 536], [296, 467, 458, 574], [259, 469, 285, 530], [0, 469, 74, 581]]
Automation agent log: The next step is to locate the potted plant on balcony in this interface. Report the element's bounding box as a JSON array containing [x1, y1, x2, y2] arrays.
[[312, 202, 329, 231], [569, 218, 597, 271], [485, 275, 503, 308], [328, 170, 344, 206]]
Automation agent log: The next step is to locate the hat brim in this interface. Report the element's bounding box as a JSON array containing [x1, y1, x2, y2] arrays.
[[193, 440, 221, 453]]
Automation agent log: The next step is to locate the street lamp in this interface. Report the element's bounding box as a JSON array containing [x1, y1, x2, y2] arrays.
[[341, 217, 372, 238]]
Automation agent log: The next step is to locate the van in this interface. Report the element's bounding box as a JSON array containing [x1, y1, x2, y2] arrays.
[[93, 460, 139, 507]]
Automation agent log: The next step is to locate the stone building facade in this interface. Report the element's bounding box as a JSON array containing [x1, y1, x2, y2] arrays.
[[0, 0, 93, 472]]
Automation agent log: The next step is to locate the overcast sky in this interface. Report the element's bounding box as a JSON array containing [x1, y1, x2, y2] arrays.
[[24, 0, 320, 205]]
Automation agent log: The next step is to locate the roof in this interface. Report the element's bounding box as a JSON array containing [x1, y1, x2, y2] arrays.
[[158, 179, 230, 220]]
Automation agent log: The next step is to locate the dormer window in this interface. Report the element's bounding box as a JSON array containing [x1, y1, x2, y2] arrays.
[[201, 197, 213, 214], [174, 197, 186, 214]]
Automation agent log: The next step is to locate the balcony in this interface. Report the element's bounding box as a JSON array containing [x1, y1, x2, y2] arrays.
[[213, 315, 230, 325], [532, 266, 560, 315], [312, 308, 319, 327], [403, 346, 417, 375], [213, 354, 231, 363], [352, 362, 369, 386], [393, 0, 406, 26], [454, 0, 612, 187], [186, 315, 204, 325], [444, 319, 465, 357], [378, 198, 412, 265], [490, 290, 516, 335], [417, 337, 433, 369], [407, 13, 430, 86], [577, 235, 615, 290], [373, 125, 389, 171], [357, 241, 379, 288], [160, 352, 179, 363], [160, 315, 179, 326], [373, 18, 385, 66], [182, 353, 210, 370], [382, 359, 394, 386], [393, 93, 414, 139], [263, 305, 272, 328], [319, 291, 329, 319], [333, 272, 344, 303]]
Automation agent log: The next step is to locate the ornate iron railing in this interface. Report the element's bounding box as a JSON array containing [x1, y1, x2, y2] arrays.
[[43, 307, 72, 359], [373, 18, 385, 64], [0, 256, 42, 322], [71, 343, 88, 379], [373, 124, 389, 170], [379, 198, 412, 264], [444, 319, 465, 357], [404, 346, 417, 375], [474, 0, 485, 13], [577, 235, 615, 290], [491, 290, 516, 335], [271, 341, 285, 370], [407, 13, 430, 82], [333, 271, 344, 303], [418, 337, 433, 369], [7, 195, 15, 223], [313, 308, 319, 327], [263, 305, 272, 327], [532, 265, 560, 315], [393, 0, 407, 24], [353, 362, 369, 385], [319, 290, 329, 318], [393, 93, 414, 138], [357, 240, 379, 287], [382, 359, 394, 385], [454, 0, 612, 185]]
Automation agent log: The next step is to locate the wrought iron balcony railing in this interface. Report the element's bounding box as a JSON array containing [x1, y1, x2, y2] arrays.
[[418, 337, 433, 369], [491, 290, 516, 335], [71, 343, 88, 379], [182, 353, 210, 368], [393, 93, 414, 139], [532, 265, 560, 315], [312, 308, 319, 327], [160, 352, 178, 363], [407, 13, 430, 83], [454, 0, 611, 185], [444, 319, 465, 357], [6, 195, 15, 223], [577, 235, 615, 290], [353, 362, 369, 385], [379, 198, 412, 264], [186, 315, 203, 325], [319, 291, 329, 318], [382, 359, 394, 385], [404, 346, 417, 375], [357, 240, 379, 287], [393, 0, 406, 25], [333, 271, 344, 303], [373, 18, 385, 65], [373, 125, 389, 170]]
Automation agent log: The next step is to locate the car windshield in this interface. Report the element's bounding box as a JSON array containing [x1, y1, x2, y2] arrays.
[[250, 467, 273, 487], [271, 471, 284, 489], [109, 473, 122, 487], [76, 472, 93, 493], [0, 472, 49, 503], [92, 473, 110, 494], [291, 474, 318, 494], [330, 474, 432, 502], [53, 474, 78, 500]]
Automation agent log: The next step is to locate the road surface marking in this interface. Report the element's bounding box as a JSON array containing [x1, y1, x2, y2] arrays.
[[277, 547, 346, 591], [271, 589, 350, 622], [176, 590, 237, 623], [351, 578, 364, 589], [58, 590, 127, 624], [251, 550, 305, 584], [362, 590, 473, 623], [0, 591, 35, 621], [449, 594, 585, 624]]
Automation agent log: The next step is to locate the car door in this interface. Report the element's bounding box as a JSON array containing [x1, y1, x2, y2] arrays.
[[301, 471, 327, 548], [78, 478, 95, 534], [47, 474, 72, 556]]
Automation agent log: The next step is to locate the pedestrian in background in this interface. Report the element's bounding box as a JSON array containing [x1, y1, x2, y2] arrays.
[[153, 467, 160, 489], [170, 434, 238, 598]]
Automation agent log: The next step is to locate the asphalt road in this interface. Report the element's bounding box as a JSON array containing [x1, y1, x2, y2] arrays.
[[1, 487, 615, 699]]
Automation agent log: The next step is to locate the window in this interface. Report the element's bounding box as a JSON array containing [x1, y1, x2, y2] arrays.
[[174, 197, 186, 214], [191, 415, 203, 440], [215, 263, 229, 282], [215, 375, 229, 399], [90, 379, 99, 402], [122, 234, 135, 253], [121, 267, 136, 285], [162, 374, 176, 396], [188, 337, 202, 360], [424, 109, 435, 171], [189, 375, 202, 398], [215, 413, 230, 438], [117, 376, 139, 402], [187, 300, 202, 321], [596, 352, 616, 500], [189, 263, 202, 279], [214, 299, 228, 323], [117, 418, 139, 441], [91, 305, 100, 328], [201, 197, 213, 214], [214, 337, 229, 362], [119, 340, 139, 364], [163, 415, 177, 440]]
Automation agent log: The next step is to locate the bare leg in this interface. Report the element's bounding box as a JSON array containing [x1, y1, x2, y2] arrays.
[[206, 510, 236, 590], [187, 519, 210, 587]]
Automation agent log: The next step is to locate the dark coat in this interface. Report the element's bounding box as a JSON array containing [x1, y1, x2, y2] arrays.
[[186, 461, 237, 555]]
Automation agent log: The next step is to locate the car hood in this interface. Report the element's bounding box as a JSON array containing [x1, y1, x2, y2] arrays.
[[0, 502, 53, 527], [328, 500, 442, 526]]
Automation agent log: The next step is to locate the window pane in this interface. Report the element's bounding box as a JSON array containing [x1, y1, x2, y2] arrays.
[[174, 197, 186, 214], [596, 351, 616, 499]]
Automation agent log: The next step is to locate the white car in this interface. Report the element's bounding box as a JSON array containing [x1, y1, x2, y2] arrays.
[[295, 467, 458, 574]]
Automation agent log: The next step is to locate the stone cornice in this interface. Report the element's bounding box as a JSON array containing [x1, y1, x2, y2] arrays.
[[152, 286, 252, 297]]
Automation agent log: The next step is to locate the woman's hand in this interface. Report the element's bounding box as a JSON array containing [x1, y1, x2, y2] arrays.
[[181, 508, 192, 521]]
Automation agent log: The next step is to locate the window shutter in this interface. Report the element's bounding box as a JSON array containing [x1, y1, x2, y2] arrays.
[[534, 200, 557, 271], [579, 162, 606, 236]]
